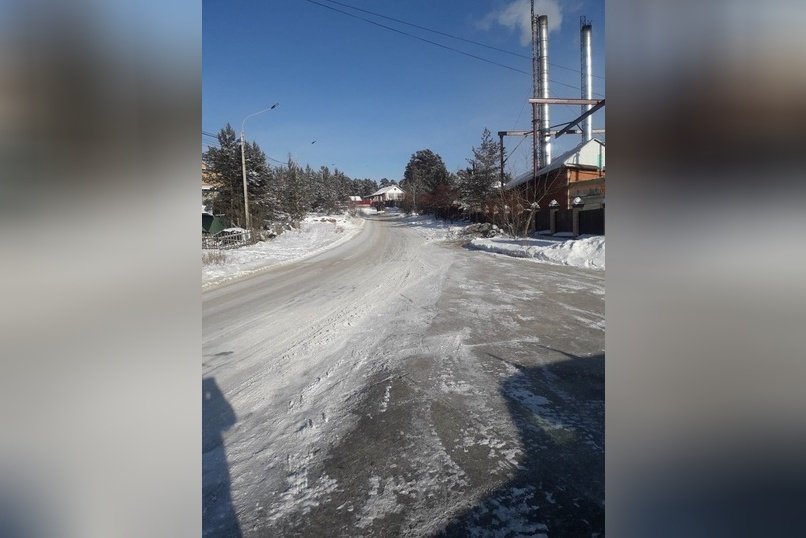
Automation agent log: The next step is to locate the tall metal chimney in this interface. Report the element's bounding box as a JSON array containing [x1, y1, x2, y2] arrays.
[[537, 14, 551, 166], [581, 18, 593, 142], [530, 1, 539, 182]]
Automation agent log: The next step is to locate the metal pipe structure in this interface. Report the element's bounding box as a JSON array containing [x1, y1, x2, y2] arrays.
[[530, 1, 539, 184], [537, 14, 551, 167], [499, 129, 606, 137], [555, 99, 605, 138], [581, 19, 593, 142], [529, 98, 601, 105]]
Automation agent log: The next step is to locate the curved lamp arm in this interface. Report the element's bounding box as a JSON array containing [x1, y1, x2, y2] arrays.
[[241, 102, 279, 134]]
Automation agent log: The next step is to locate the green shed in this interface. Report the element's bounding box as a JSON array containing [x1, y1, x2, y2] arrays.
[[203, 213, 228, 235]]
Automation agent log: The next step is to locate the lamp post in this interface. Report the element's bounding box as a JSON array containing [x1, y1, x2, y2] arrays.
[[240, 102, 278, 230]]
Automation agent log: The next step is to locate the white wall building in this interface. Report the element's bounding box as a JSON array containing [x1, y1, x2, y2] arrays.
[[366, 185, 405, 204]]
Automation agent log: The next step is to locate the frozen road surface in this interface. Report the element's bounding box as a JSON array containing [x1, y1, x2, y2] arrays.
[[203, 215, 604, 537]]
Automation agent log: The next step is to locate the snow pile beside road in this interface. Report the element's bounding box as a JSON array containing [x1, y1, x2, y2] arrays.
[[470, 235, 605, 270], [202, 214, 364, 287], [393, 213, 467, 242]]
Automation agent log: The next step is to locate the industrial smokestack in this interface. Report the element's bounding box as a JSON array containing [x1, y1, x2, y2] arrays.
[[581, 18, 593, 143], [530, 1, 539, 181], [537, 14, 551, 166]]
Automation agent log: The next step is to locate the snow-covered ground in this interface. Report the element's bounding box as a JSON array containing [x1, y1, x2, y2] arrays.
[[469, 235, 605, 270], [368, 208, 468, 241], [393, 214, 467, 241], [202, 214, 364, 288], [369, 208, 605, 270], [203, 216, 605, 536]]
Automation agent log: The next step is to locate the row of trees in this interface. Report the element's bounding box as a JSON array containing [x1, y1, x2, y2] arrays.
[[401, 128, 553, 235], [204, 124, 545, 235], [203, 124, 388, 227], [399, 128, 511, 221]]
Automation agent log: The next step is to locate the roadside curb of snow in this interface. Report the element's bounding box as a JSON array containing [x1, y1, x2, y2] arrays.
[[202, 217, 366, 290], [467, 236, 605, 271]]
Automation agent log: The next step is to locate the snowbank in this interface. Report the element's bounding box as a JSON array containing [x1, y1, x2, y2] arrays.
[[392, 213, 467, 242], [357, 206, 377, 216], [469, 235, 605, 270], [202, 214, 364, 288]]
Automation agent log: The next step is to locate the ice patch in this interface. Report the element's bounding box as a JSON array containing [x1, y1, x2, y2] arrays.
[[266, 452, 339, 522], [355, 476, 404, 529], [379, 384, 391, 413]]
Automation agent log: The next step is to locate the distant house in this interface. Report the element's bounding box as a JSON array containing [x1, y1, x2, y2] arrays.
[[505, 138, 605, 210], [347, 195, 370, 208], [366, 185, 405, 207]]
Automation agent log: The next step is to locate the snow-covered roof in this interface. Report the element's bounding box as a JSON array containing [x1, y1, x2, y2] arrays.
[[368, 185, 403, 197], [506, 138, 605, 190], [348, 195, 362, 201]]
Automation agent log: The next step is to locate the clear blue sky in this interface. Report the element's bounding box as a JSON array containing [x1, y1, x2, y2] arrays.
[[202, 0, 605, 181]]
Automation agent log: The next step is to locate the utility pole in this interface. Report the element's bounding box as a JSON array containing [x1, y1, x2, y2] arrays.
[[240, 131, 249, 229], [499, 132, 505, 189], [240, 102, 278, 230]]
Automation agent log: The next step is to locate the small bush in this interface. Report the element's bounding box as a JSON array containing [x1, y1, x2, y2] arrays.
[[203, 250, 227, 265]]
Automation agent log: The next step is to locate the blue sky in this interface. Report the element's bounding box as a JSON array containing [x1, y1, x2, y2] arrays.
[[202, 0, 605, 181]]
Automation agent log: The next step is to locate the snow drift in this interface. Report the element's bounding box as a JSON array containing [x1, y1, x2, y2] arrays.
[[469, 235, 605, 270]]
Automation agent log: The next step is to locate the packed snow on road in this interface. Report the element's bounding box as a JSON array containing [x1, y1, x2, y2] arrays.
[[203, 210, 604, 291], [203, 214, 604, 537]]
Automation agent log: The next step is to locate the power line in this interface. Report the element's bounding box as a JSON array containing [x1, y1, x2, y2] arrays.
[[320, 0, 529, 59], [202, 133, 285, 164], [304, 0, 600, 95], [317, 0, 605, 81], [302, 0, 529, 76], [512, 90, 529, 129]]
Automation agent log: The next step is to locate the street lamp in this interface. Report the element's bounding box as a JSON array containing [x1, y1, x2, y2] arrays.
[[241, 102, 278, 229]]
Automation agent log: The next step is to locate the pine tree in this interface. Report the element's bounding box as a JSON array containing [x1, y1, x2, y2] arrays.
[[401, 149, 452, 212], [203, 123, 273, 228], [280, 158, 309, 220], [459, 128, 504, 216]]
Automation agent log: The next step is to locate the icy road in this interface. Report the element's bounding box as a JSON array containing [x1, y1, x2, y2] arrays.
[[203, 214, 604, 537]]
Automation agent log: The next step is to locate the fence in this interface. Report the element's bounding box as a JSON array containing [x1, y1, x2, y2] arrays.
[[579, 208, 605, 235], [202, 230, 252, 250], [530, 207, 605, 236]]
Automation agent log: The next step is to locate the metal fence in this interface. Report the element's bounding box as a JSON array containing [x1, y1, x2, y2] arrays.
[[532, 208, 604, 235], [202, 230, 252, 250]]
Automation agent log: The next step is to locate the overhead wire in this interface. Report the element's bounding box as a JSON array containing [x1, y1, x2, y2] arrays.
[[202, 132, 286, 165], [315, 0, 605, 83], [304, 0, 601, 96], [302, 0, 530, 75]]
